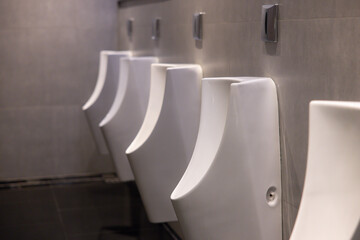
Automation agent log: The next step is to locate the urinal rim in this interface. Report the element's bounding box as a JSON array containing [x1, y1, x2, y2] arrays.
[[125, 63, 184, 155], [310, 100, 360, 109], [125, 64, 202, 155], [82, 50, 131, 111], [171, 77, 275, 200], [99, 56, 159, 128], [102, 50, 131, 56]]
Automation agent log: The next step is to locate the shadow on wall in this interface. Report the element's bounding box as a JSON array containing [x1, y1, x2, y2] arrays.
[[265, 42, 279, 56], [118, 0, 170, 8], [352, 221, 360, 240]]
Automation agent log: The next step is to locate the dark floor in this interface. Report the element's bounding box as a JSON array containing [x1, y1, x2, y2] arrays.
[[0, 178, 176, 240]]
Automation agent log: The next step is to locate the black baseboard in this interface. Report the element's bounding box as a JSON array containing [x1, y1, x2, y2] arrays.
[[0, 173, 118, 189]]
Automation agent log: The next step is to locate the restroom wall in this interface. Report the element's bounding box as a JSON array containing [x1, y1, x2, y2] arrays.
[[0, 0, 119, 180], [117, 0, 360, 238]]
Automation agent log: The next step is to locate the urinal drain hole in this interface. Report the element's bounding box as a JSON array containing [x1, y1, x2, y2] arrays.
[[266, 186, 278, 207], [268, 192, 275, 200]]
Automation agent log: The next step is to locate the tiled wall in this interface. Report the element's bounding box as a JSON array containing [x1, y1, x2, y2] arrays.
[[0, 0, 119, 180], [118, 0, 360, 238]]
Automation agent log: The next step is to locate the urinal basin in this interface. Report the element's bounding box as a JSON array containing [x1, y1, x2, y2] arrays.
[[171, 77, 281, 240], [99, 57, 158, 182], [126, 63, 203, 223], [82, 50, 131, 154], [290, 101, 360, 240]]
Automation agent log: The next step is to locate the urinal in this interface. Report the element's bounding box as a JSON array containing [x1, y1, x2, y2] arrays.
[[171, 77, 281, 240], [290, 101, 360, 240], [126, 63, 203, 223], [82, 51, 131, 154], [99, 57, 159, 182]]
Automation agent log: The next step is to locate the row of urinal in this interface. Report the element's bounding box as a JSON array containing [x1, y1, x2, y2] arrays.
[[82, 51, 360, 240]]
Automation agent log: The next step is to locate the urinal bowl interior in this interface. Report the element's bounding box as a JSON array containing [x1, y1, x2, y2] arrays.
[[126, 63, 187, 154], [82, 51, 131, 155], [126, 64, 203, 223], [99, 57, 159, 182]]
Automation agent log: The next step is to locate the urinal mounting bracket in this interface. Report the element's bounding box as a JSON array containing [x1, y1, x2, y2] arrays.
[[266, 186, 279, 207]]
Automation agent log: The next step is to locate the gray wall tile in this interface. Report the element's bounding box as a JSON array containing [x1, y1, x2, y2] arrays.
[[24, 0, 77, 28], [156, 24, 199, 63], [223, 0, 263, 23], [130, 25, 156, 56], [0, 106, 114, 180], [0, 107, 55, 179], [0, 0, 118, 180], [51, 106, 114, 176], [74, 0, 118, 30], [0, 0, 29, 28], [200, 23, 231, 77]]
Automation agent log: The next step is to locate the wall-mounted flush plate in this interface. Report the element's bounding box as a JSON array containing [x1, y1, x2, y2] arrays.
[[127, 18, 134, 39], [193, 12, 205, 40], [261, 4, 279, 42], [152, 18, 161, 40]]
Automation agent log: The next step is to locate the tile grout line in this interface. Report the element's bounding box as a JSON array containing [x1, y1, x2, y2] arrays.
[[50, 187, 69, 240], [163, 223, 182, 240]]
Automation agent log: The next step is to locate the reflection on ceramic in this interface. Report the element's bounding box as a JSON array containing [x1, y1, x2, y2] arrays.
[[82, 51, 131, 154], [99, 57, 158, 182], [171, 77, 281, 240], [290, 101, 360, 240], [126, 64, 203, 223]]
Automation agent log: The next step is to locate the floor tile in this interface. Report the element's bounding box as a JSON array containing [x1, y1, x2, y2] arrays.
[[0, 223, 66, 240], [0, 187, 60, 227], [52, 182, 132, 209], [0, 181, 176, 240], [0, 201, 60, 227], [60, 205, 130, 235], [0, 186, 53, 204]]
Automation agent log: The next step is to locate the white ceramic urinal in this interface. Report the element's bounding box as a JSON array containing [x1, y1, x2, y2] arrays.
[[171, 77, 281, 240], [290, 101, 360, 240], [99, 57, 158, 182], [82, 51, 131, 154], [126, 63, 203, 223]]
